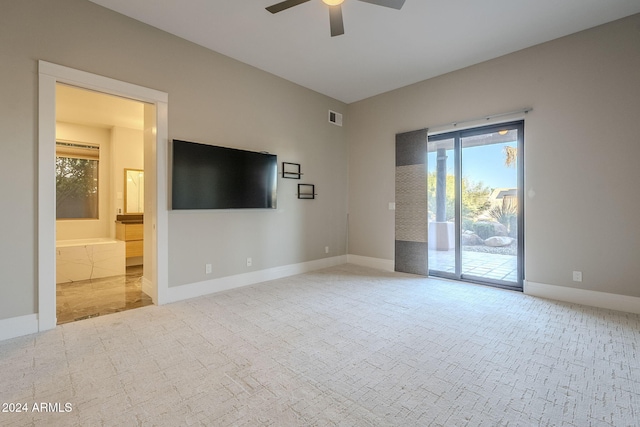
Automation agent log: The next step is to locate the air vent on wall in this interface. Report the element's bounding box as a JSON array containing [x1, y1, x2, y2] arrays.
[[328, 110, 343, 126]]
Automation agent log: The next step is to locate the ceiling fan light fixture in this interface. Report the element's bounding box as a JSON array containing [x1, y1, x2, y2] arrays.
[[266, 0, 405, 36]]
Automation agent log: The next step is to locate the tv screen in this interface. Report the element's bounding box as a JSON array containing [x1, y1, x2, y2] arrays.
[[171, 139, 277, 210]]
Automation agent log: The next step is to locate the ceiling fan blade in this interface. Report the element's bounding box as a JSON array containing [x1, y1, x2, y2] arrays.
[[329, 5, 344, 37], [357, 0, 406, 10], [266, 0, 312, 14]]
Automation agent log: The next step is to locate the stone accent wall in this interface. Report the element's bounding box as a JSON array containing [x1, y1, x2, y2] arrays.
[[395, 129, 428, 275]]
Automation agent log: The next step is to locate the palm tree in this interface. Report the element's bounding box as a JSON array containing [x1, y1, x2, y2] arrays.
[[503, 146, 517, 168]]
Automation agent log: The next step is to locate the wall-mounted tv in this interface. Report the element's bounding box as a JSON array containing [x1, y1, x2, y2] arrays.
[[171, 139, 277, 210]]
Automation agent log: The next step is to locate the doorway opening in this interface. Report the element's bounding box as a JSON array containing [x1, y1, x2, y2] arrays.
[[55, 84, 152, 324], [38, 61, 169, 331], [427, 121, 524, 290]]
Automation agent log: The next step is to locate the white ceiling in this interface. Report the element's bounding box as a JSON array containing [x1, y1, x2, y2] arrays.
[[88, 0, 640, 104], [57, 84, 145, 130]]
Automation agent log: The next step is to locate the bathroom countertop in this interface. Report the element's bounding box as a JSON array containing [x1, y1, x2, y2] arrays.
[[116, 214, 143, 224]]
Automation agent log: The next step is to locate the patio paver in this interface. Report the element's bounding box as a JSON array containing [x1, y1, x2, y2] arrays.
[[428, 248, 518, 283]]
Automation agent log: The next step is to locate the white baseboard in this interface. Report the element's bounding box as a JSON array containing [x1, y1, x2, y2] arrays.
[[524, 281, 640, 314], [0, 314, 39, 341], [347, 254, 394, 272], [141, 276, 153, 298], [166, 255, 348, 304]]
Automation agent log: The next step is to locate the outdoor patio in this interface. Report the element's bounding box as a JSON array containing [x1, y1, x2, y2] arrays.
[[428, 248, 518, 283]]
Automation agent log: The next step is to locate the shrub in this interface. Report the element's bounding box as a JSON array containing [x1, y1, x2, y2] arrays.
[[489, 204, 518, 237], [509, 216, 518, 238], [489, 204, 517, 226], [462, 217, 475, 232], [473, 222, 495, 240]]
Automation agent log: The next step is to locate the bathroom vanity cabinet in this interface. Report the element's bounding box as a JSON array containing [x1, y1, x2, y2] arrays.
[[115, 215, 143, 259]]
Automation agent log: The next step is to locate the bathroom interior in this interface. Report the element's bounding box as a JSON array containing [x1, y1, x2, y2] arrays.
[[55, 83, 153, 324]]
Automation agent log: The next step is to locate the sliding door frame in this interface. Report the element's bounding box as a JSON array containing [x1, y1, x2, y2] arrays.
[[428, 120, 524, 291]]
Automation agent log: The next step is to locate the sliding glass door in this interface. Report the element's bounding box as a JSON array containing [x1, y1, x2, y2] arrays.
[[427, 121, 523, 290]]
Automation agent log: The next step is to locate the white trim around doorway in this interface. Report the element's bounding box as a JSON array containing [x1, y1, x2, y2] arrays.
[[38, 61, 169, 332]]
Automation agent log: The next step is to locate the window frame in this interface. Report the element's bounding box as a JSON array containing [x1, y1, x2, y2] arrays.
[[55, 140, 100, 220]]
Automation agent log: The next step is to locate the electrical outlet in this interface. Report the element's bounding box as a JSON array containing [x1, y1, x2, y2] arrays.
[[325, 246, 329, 254], [572, 271, 582, 282], [246, 257, 252, 267], [205, 264, 212, 274]]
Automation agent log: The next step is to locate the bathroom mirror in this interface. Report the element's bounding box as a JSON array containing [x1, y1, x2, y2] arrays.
[[124, 169, 144, 214]]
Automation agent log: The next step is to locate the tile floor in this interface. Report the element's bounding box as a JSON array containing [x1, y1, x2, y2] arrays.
[[56, 265, 153, 324], [429, 248, 518, 282]]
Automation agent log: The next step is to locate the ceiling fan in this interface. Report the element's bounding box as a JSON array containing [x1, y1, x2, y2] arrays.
[[266, 0, 406, 37]]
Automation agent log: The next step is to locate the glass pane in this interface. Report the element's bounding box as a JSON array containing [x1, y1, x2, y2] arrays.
[[427, 138, 456, 274], [56, 157, 99, 219], [460, 129, 518, 283]]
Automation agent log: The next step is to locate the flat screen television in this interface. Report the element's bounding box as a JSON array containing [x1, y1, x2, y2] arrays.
[[171, 139, 277, 210]]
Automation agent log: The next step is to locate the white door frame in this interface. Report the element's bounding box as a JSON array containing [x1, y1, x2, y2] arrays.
[[38, 61, 169, 331]]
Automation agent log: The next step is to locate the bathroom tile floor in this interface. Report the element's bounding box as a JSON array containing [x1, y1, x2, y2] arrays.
[[56, 265, 153, 324]]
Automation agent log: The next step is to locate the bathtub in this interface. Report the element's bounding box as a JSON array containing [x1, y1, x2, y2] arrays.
[[56, 238, 126, 284]]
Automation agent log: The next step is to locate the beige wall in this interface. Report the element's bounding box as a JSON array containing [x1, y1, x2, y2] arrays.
[[0, 0, 347, 319], [347, 14, 640, 297], [2, 0, 637, 324], [111, 126, 144, 219]]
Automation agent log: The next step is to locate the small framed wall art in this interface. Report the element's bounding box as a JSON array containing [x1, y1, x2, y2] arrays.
[[282, 162, 302, 179], [297, 184, 315, 199]]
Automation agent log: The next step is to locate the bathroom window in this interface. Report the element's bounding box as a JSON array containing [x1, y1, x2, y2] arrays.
[[56, 141, 99, 219]]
